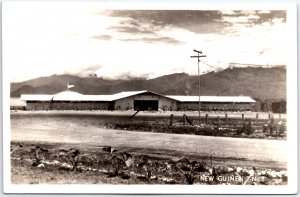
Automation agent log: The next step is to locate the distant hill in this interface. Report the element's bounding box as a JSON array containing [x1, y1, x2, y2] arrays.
[[11, 66, 286, 101], [11, 85, 37, 96]]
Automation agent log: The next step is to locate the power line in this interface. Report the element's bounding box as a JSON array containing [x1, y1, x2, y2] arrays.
[[201, 61, 224, 72]]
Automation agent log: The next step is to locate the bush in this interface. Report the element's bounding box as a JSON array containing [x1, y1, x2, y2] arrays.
[[238, 121, 254, 135], [176, 158, 208, 185], [105, 119, 286, 139]]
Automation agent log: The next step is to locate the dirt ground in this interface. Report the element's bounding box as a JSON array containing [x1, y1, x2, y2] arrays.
[[9, 111, 287, 185], [10, 112, 287, 166]]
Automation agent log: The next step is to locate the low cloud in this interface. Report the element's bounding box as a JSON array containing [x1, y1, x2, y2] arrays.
[[95, 69, 143, 80], [110, 25, 155, 35], [61, 64, 102, 78], [81, 64, 102, 73], [92, 35, 112, 40], [120, 36, 183, 45]]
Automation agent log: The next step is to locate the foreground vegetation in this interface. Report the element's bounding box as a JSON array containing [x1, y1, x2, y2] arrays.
[[11, 142, 287, 185]]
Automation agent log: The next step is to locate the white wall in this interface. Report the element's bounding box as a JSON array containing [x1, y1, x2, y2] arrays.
[[159, 96, 177, 111], [114, 96, 134, 110]]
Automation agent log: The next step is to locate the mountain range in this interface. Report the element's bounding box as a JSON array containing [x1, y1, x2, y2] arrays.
[[11, 66, 286, 101]]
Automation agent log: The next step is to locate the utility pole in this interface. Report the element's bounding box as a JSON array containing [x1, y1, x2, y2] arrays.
[[191, 49, 206, 125]]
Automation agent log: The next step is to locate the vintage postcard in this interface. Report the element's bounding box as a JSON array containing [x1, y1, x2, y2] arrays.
[[2, 1, 298, 194]]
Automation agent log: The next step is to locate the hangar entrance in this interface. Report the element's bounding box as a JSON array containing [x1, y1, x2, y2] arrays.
[[134, 100, 158, 111]]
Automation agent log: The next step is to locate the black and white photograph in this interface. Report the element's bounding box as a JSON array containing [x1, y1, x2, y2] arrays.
[[2, 1, 298, 194]]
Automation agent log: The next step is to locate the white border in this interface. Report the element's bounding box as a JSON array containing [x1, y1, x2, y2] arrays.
[[2, 1, 298, 194]]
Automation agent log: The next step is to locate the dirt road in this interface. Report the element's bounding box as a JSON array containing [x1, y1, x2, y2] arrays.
[[10, 114, 286, 165]]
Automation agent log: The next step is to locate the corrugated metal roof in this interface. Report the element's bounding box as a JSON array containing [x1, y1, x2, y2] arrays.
[[20, 90, 149, 102], [166, 95, 256, 103], [110, 90, 148, 100], [20, 91, 114, 102], [20, 90, 255, 103], [79, 95, 114, 102], [53, 91, 83, 101], [20, 94, 53, 101]]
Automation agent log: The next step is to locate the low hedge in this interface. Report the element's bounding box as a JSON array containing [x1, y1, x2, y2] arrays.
[[104, 121, 286, 139]]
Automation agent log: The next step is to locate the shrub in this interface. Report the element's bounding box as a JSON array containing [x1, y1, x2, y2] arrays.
[[238, 121, 254, 135], [160, 105, 169, 111], [277, 121, 286, 135], [30, 146, 49, 166], [137, 159, 160, 181], [108, 156, 124, 177], [10, 143, 23, 155], [176, 158, 208, 185], [58, 149, 80, 171]]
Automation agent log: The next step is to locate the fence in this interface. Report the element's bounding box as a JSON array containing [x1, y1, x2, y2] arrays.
[[169, 112, 285, 126]]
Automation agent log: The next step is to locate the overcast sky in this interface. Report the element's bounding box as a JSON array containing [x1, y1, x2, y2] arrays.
[[3, 3, 287, 82]]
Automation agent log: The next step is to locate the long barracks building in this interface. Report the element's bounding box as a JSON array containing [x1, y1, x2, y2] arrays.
[[20, 90, 256, 111]]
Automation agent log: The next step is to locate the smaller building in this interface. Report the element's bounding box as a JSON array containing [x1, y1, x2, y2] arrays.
[[166, 95, 256, 111], [20, 91, 114, 110]]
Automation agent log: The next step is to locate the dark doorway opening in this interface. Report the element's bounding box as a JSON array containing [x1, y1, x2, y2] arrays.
[[134, 100, 158, 111], [108, 102, 115, 110]]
